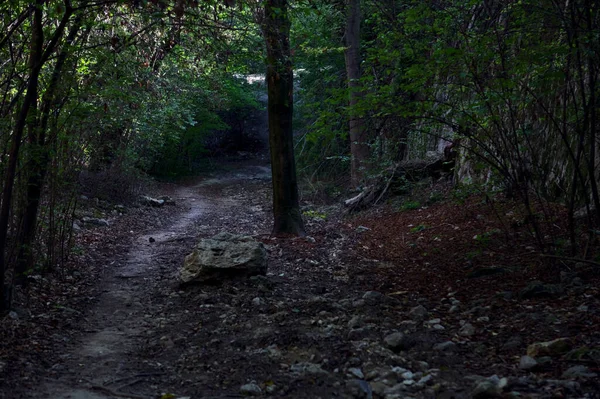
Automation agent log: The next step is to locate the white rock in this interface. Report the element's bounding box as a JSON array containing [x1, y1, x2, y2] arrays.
[[240, 383, 262, 395]]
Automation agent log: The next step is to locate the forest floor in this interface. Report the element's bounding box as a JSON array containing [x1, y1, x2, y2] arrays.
[[1, 156, 600, 399]]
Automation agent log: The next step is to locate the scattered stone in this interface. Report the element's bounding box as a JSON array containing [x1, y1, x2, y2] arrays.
[[180, 232, 267, 284], [519, 356, 538, 371], [459, 323, 476, 337], [561, 365, 598, 379], [409, 305, 428, 320], [290, 362, 328, 375], [369, 381, 387, 397], [546, 379, 581, 391], [240, 383, 262, 396], [348, 368, 365, 379], [401, 371, 414, 380], [502, 336, 523, 351], [352, 299, 366, 308], [348, 315, 363, 329], [149, 237, 155, 243], [384, 332, 412, 352], [472, 379, 502, 399], [356, 226, 371, 233], [398, 320, 417, 331], [449, 305, 460, 313], [346, 379, 372, 399], [159, 195, 176, 205], [565, 347, 600, 363], [433, 341, 457, 352], [140, 195, 165, 207], [347, 327, 373, 341], [81, 217, 109, 227], [362, 291, 384, 304], [519, 281, 564, 299], [365, 370, 379, 380], [252, 297, 262, 306], [527, 338, 572, 357], [72, 222, 82, 232], [419, 375, 433, 385]]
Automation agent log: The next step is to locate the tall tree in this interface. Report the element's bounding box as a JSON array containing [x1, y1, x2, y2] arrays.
[[344, 0, 368, 186], [263, 0, 306, 236]]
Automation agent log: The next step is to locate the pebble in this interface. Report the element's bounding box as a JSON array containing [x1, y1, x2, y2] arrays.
[[348, 367, 365, 379], [290, 362, 328, 375], [363, 291, 384, 304], [353, 299, 366, 308], [519, 355, 538, 370], [347, 327, 372, 341], [365, 370, 379, 380], [419, 375, 433, 385], [561, 365, 598, 378], [459, 323, 476, 337], [240, 383, 262, 395], [401, 371, 414, 380], [472, 380, 500, 398], [433, 341, 457, 352], [384, 332, 412, 351], [409, 305, 428, 320], [348, 316, 363, 329]]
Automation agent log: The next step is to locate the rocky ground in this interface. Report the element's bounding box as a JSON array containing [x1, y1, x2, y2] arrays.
[[1, 157, 599, 399]]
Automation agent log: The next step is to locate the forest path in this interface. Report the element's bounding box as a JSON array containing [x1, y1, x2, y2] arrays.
[[37, 159, 274, 399]]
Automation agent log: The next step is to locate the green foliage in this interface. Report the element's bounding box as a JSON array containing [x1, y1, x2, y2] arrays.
[[410, 224, 428, 233], [399, 200, 421, 211], [302, 209, 327, 220]]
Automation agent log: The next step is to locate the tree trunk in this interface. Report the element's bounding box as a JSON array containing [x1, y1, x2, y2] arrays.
[[15, 14, 80, 282], [0, 1, 44, 311], [344, 0, 368, 187], [263, 0, 306, 236]]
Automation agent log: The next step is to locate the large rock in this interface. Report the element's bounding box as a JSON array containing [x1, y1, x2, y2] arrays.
[[527, 338, 572, 357], [180, 232, 267, 283]]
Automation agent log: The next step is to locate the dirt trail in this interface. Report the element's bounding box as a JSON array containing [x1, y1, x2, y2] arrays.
[[36, 162, 273, 399]]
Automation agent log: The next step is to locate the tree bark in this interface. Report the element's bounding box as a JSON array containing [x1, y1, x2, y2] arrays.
[[15, 13, 80, 282], [0, 1, 44, 311], [263, 0, 306, 236], [344, 0, 369, 186]]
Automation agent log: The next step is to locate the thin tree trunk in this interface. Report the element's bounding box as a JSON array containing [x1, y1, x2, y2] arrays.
[[263, 0, 306, 236], [15, 15, 81, 281], [0, 1, 44, 311], [344, 0, 368, 186]]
